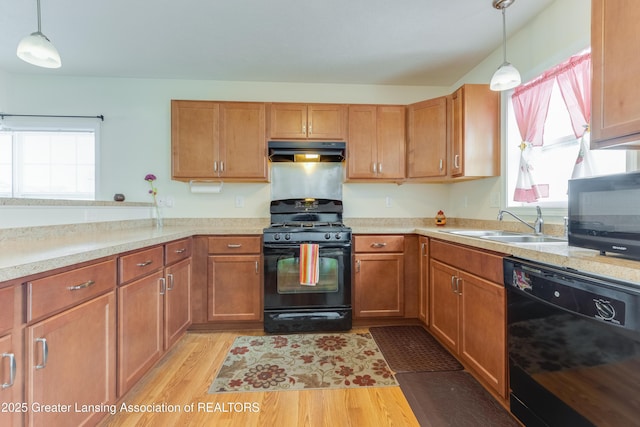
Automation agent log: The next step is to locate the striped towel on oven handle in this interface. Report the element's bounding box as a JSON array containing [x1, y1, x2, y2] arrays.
[[299, 243, 320, 286]]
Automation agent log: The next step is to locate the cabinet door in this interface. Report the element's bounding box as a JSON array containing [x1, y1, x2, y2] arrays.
[[591, 0, 640, 148], [418, 236, 429, 325], [407, 97, 447, 178], [429, 259, 459, 352], [354, 253, 404, 318], [307, 104, 347, 140], [269, 103, 308, 139], [208, 255, 262, 321], [27, 292, 116, 427], [164, 258, 192, 350], [0, 333, 22, 427], [219, 102, 267, 180], [450, 89, 464, 177], [171, 100, 219, 179], [376, 105, 406, 180], [117, 271, 164, 397], [347, 105, 378, 179], [450, 84, 500, 178], [459, 271, 507, 399]]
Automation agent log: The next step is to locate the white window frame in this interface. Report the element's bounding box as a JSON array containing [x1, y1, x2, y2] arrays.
[[0, 116, 101, 200]]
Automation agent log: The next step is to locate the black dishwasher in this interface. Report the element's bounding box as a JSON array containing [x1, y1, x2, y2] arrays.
[[504, 257, 640, 427]]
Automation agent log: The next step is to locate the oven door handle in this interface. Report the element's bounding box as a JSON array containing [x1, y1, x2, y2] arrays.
[[263, 243, 352, 250]]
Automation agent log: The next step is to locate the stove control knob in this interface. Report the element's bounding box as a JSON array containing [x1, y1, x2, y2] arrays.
[[335, 232, 342, 240], [325, 233, 332, 240], [284, 233, 291, 240], [274, 233, 281, 241]]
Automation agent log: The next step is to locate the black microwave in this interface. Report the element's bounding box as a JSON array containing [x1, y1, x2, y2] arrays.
[[568, 171, 640, 260]]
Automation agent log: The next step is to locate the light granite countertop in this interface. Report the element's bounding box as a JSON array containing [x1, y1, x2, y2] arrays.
[[1, 219, 639, 286]]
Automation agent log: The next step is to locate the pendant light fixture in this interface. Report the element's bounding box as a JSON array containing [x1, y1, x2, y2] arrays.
[[490, 0, 520, 91], [16, 0, 61, 69]]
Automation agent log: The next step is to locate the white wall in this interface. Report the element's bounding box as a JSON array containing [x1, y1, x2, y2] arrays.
[[446, 0, 590, 222], [0, 0, 589, 227]]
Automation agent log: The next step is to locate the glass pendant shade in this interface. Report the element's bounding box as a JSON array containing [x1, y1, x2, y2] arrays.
[[16, 0, 61, 69], [490, 0, 519, 92], [17, 31, 61, 68], [490, 61, 521, 91]]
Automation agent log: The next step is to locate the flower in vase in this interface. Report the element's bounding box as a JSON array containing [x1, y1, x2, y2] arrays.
[[145, 174, 158, 206]]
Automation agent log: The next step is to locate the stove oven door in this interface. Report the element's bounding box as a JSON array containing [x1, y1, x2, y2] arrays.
[[263, 242, 351, 310]]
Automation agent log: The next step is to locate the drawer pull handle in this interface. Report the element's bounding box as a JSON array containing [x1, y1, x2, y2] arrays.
[[35, 338, 48, 370], [167, 274, 175, 291], [174, 248, 186, 254], [1, 353, 16, 388], [136, 260, 153, 267], [227, 244, 242, 248], [371, 242, 387, 248], [356, 259, 361, 273], [67, 280, 95, 291]]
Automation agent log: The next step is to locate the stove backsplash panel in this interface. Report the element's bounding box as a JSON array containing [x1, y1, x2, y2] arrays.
[[270, 163, 343, 201]]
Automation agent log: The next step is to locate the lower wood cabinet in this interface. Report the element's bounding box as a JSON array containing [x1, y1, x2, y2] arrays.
[[418, 236, 429, 325], [353, 235, 405, 318], [164, 257, 192, 350], [207, 236, 262, 321], [429, 239, 507, 399], [117, 270, 164, 396], [0, 285, 23, 427], [117, 239, 192, 397], [27, 291, 116, 427]]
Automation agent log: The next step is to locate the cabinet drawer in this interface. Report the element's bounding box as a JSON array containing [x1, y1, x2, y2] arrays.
[[354, 235, 404, 253], [27, 259, 116, 322], [208, 236, 261, 254], [118, 246, 164, 284], [165, 238, 192, 265], [0, 286, 14, 334], [430, 239, 504, 284]]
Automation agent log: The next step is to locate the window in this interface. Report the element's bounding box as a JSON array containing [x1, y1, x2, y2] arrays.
[[505, 51, 627, 209], [0, 119, 98, 200]]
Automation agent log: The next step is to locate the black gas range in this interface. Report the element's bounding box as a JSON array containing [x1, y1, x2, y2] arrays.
[[263, 198, 352, 333]]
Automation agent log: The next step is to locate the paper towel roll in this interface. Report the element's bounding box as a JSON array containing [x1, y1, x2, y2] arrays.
[[189, 180, 223, 193]]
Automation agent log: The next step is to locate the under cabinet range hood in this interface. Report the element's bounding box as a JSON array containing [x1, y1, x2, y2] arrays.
[[268, 141, 346, 162]]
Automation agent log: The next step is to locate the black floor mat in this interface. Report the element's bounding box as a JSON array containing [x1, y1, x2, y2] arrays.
[[369, 325, 463, 373], [396, 371, 519, 427]]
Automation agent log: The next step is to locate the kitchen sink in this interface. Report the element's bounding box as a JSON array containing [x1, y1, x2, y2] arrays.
[[440, 229, 566, 244], [482, 235, 566, 243], [444, 230, 523, 237]]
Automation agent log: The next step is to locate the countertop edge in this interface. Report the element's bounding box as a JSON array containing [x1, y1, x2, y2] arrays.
[[2, 225, 639, 285]]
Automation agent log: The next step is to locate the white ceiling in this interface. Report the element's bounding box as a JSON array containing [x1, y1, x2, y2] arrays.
[[0, 0, 556, 86]]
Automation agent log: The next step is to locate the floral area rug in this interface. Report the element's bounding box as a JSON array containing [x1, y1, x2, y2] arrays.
[[208, 332, 398, 393]]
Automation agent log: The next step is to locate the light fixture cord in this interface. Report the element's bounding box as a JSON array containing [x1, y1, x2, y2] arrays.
[[36, 0, 42, 33], [502, 8, 507, 62]]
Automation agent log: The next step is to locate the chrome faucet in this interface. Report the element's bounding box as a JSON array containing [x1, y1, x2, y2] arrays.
[[497, 206, 544, 235]]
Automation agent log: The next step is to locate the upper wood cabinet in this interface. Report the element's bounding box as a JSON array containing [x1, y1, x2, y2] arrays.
[[347, 105, 406, 181], [449, 84, 500, 179], [268, 103, 347, 140], [591, 0, 640, 149], [171, 100, 267, 181], [407, 96, 448, 179]]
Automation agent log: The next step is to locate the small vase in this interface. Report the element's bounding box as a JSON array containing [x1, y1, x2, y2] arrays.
[[153, 205, 163, 229]]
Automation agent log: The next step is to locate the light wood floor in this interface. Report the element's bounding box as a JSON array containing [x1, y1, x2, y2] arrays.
[[99, 330, 421, 427]]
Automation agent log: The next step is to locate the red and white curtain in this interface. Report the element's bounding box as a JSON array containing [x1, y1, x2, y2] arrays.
[[555, 52, 593, 178], [510, 51, 592, 203], [511, 75, 554, 202]]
